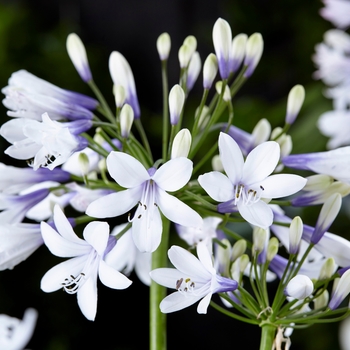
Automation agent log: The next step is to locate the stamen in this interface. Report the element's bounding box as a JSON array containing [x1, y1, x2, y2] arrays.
[[61, 272, 86, 294]]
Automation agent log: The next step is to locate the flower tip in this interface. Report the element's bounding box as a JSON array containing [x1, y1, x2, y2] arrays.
[[156, 32, 171, 60], [285, 84, 305, 125]]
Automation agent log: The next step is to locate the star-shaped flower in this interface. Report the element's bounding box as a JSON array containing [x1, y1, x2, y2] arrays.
[[198, 132, 306, 228]]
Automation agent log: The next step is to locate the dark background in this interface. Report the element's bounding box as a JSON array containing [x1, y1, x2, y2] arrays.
[[0, 0, 346, 349]]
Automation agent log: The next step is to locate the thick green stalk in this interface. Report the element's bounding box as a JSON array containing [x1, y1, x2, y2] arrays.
[[150, 217, 170, 350], [259, 324, 276, 350]]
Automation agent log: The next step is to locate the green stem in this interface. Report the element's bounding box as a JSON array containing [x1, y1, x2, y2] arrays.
[[259, 324, 276, 350], [150, 217, 170, 350]]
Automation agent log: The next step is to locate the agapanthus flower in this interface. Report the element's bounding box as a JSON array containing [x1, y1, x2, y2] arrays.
[[0, 308, 38, 350], [0, 113, 89, 170], [149, 242, 238, 314], [320, 0, 350, 28], [86, 152, 202, 252], [329, 269, 350, 309], [40, 205, 132, 321], [284, 275, 314, 300], [198, 132, 306, 228], [2, 70, 97, 120]]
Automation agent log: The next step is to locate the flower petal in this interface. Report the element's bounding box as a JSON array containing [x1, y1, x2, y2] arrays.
[[77, 273, 97, 321], [159, 291, 201, 313], [259, 174, 307, 199], [196, 242, 215, 273], [106, 151, 149, 188], [237, 200, 273, 229], [243, 141, 280, 185], [153, 157, 193, 192], [218, 132, 244, 184], [98, 260, 132, 289], [149, 268, 185, 289], [197, 292, 212, 314], [86, 187, 141, 218], [83, 221, 109, 255], [198, 171, 234, 202], [156, 189, 203, 228]]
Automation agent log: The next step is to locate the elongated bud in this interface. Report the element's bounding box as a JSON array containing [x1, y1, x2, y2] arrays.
[[66, 33, 92, 82], [212, 154, 223, 172], [156, 32, 171, 61], [203, 53, 218, 89], [231, 239, 247, 262], [183, 35, 197, 57], [289, 216, 303, 255], [252, 118, 271, 146], [314, 290, 329, 310], [171, 128, 191, 159], [169, 84, 185, 125], [78, 152, 90, 176], [285, 275, 314, 299], [267, 237, 279, 262], [109, 51, 140, 118], [244, 33, 263, 78], [187, 52, 201, 92], [178, 36, 197, 69], [212, 18, 232, 79], [319, 258, 336, 280], [311, 193, 342, 244], [285, 85, 305, 125], [303, 174, 334, 192], [215, 238, 231, 276], [120, 104, 134, 138], [329, 269, 350, 310], [239, 254, 250, 273], [215, 81, 231, 102], [230, 33, 248, 73], [113, 85, 126, 108], [195, 105, 210, 130], [253, 227, 267, 254]]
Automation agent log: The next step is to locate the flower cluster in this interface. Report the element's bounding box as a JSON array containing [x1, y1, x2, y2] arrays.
[[1, 14, 350, 350]]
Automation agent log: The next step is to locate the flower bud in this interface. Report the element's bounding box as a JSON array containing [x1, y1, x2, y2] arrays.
[[211, 154, 223, 172], [183, 35, 197, 57], [78, 152, 90, 176], [252, 118, 271, 147], [187, 52, 201, 92], [267, 237, 279, 262], [311, 192, 342, 244], [314, 289, 329, 310], [203, 53, 218, 89], [319, 257, 336, 280], [216, 238, 231, 276], [156, 32, 171, 60], [66, 33, 92, 82], [178, 37, 196, 69], [285, 85, 305, 125], [243, 33, 264, 78], [289, 216, 303, 255], [120, 104, 134, 138], [329, 269, 350, 310], [171, 128, 191, 159], [169, 84, 185, 125], [109, 51, 140, 118], [253, 227, 267, 254], [285, 275, 314, 299], [231, 239, 247, 262], [215, 81, 231, 102], [212, 18, 232, 79], [239, 254, 250, 273], [230, 33, 248, 73], [195, 105, 210, 130], [113, 85, 126, 108]]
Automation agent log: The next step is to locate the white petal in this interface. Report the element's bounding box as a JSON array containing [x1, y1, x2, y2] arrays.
[[41, 222, 90, 257], [83, 221, 109, 255], [198, 171, 234, 202], [41, 256, 86, 292], [149, 268, 185, 289], [106, 152, 149, 188], [98, 260, 132, 289], [159, 291, 201, 313], [259, 174, 307, 198], [132, 205, 162, 253], [197, 292, 212, 314], [86, 187, 141, 218], [218, 132, 244, 184], [237, 200, 273, 229], [196, 242, 215, 273], [153, 157, 193, 192], [156, 189, 203, 228], [77, 273, 97, 321], [243, 141, 280, 184], [168, 245, 210, 280]]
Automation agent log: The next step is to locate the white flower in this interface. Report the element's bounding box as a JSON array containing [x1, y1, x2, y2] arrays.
[[198, 132, 306, 228], [40, 205, 132, 321], [149, 242, 238, 314], [0, 308, 38, 350], [320, 0, 350, 28], [0, 113, 87, 170], [86, 152, 202, 252]]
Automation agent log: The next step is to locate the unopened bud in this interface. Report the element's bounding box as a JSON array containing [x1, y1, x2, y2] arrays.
[[231, 239, 247, 262], [211, 154, 223, 172], [171, 128, 192, 159], [120, 104, 134, 138], [285, 275, 314, 299], [244, 33, 263, 78], [215, 81, 231, 102], [285, 85, 305, 125], [156, 32, 171, 60], [230, 33, 248, 73], [289, 216, 303, 255], [203, 53, 218, 89], [187, 51, 201, 91], [78, 152, 90, 176], [314, 290, 329, 309], [267, 237, 279, 261], [253, 227, 267, 254], [113, 85, 126, 108], [319, 258, 336, 280], [169, 84, 185, 125]]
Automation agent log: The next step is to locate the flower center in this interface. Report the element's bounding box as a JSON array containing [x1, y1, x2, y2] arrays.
[[233, 183, 264, 206], [175, 277, 196, 294]]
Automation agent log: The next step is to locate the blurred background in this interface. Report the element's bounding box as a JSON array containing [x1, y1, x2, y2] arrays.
[[0, 0, 347, 349]]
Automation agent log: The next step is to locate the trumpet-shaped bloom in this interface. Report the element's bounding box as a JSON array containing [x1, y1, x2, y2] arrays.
[[149, 242, 238, 314], [0, 308, 38, 350], [198, 132, 306, 228], [0, 113, 88, 170], [86, 152, 202, 252], [40, 206, 132, 321]]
